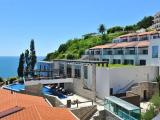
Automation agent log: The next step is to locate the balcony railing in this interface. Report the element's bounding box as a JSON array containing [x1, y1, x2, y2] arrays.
[[153, 36, 160, 39]]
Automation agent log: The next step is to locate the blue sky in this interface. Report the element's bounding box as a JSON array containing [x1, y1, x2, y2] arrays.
[[0, 0, 159, 56]]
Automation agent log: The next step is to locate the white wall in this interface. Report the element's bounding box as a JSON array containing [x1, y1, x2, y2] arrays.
[[96, 67, 110, 99], [83, 65, 93, 89], [25, 78, 73, 85], [148, 38, 160, 66], [108, 66, 158, 94]]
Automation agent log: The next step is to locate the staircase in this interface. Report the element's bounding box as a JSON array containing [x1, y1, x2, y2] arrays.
[[116, 80, 135, 94]]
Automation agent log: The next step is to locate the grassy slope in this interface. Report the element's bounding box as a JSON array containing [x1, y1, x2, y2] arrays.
[[45, 32, 127, 60]]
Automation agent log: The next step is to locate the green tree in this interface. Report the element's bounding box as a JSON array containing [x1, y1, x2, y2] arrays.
[[98, 24, 106, 35], [66, 53, 76, 59], [0, 77, 4, 82], [25, 49, 30, 77], [107, 26, 124, 33], [58, 44, 67, 53], [17, 53, 25, 78], [30, 39, 37, 76], [137, 16, 154, 29], [124, 25, 135, 32], [101, 34, 109, 44], [8, 77, 17, 84]]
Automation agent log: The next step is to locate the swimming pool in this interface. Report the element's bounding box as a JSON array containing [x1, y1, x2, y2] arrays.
[[42, 86, 67, 99], [3, 83, 25, 92], [3, 83, 66, 99]]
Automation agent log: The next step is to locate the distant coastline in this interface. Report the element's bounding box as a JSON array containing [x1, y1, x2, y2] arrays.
[[0, 56, 44, 78]]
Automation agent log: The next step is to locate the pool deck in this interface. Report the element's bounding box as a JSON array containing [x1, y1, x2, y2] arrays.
[[59, 94, 104, 111]]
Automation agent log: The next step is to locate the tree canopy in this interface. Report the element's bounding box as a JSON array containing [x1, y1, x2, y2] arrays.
[[17, 53, 25, 78], [98, 24, 106, 35], [107, 26, 124, 33], [136, 16, 154, 29]]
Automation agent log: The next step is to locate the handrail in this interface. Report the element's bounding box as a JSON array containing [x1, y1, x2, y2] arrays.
[[117, 80, 135, 93]]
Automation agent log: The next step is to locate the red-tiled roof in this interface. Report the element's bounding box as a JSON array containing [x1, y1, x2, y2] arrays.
[[138, 31, 158, 36], [90, 41, 149, 49], [112, 41, 137, 48], [136, 41, 149, 47], [119, 31, 159, 37], [90, 43, 116, 49], [119, 33, 137, 38], [0, 89, 77, 120]]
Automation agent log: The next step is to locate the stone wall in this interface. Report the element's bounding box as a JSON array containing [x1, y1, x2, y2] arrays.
[[127, 81, 158, 101]]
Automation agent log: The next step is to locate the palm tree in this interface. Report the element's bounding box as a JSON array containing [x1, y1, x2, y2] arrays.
[[156, 76, 160, 96], [98, 24, 106, 35]]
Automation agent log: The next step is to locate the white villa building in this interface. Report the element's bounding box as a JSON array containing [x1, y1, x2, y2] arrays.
[[24, 30, 160, 102], [84, 31, 160, 66], [153, 11, 160, 30]]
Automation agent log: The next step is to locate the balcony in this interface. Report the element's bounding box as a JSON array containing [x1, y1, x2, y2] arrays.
[[153, 36, 160, 39], [129, 38, 138, 42], [139, 37, 149, 41]]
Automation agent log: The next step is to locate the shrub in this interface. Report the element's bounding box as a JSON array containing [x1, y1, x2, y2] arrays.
[[150, 93, 160, 108], [107, 26, 124, 34], [66, 53, 76, 59], [8, 77, 17, 84], [0, 77, 4, 82], [142, 105, 156, 120]]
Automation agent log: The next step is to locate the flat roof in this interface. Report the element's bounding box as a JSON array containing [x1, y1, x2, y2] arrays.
[[105, 96, 140, 111], [38, 61, 54, 64], [51, 59, 108, 64]]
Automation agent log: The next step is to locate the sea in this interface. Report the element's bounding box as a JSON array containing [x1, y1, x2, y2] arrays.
[[0, 56, 44, 79]]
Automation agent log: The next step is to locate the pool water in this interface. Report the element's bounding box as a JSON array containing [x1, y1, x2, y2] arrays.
[[3, 83, 25, 92], [42, 86, 67, 99], [3, 83, 66, 99]]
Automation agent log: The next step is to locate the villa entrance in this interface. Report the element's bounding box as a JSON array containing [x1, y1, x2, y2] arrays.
[[143, 90, 147, 100]]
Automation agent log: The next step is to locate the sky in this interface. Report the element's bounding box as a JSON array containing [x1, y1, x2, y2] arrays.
[[0, 0, 159, 56]]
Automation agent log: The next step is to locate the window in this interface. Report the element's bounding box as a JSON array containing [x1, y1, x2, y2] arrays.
[[117, 50, 123, 55], [91, 51, 94, 55], [142, 50, 148, 55], [59, 64, 65, 75], [130, 37, 138, 41], [84, 66, 88, 79], [75, 65, 81, 78], [129, 50, 135, 55], [152, 46, 158, 58]]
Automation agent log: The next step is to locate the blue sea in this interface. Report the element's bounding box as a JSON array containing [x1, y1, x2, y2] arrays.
[[0, 56, 44, 79]]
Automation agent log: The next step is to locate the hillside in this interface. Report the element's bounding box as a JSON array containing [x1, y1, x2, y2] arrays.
[[45, 32, 126, 60], [45, 16, 153, 61]]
